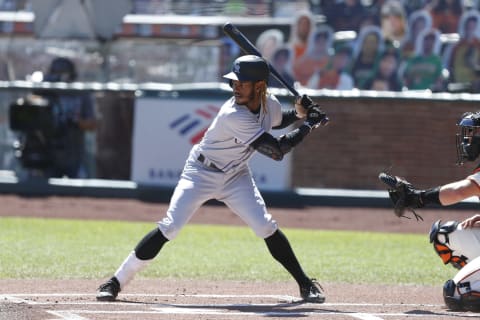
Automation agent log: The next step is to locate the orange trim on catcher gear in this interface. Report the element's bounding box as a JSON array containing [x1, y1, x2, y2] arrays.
[[458, 266, 480, 283], [450, 256, 467, 268], [434, 243, 453, 264], [472, 167, 480, 174], [433, 242, 467, 268]]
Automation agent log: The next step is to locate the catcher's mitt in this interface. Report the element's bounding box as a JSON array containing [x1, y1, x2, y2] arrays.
[[378, 172, 424, 221]]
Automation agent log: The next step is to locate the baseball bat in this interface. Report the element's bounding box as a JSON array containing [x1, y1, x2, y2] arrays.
[[222, 22, 329, 126]]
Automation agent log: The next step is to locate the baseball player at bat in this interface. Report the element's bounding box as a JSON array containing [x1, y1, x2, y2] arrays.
[[378, 111, 480, 311], [96, 55, 327, 303]]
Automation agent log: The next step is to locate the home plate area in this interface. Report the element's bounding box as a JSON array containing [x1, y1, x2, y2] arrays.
[[1, 280, 479, 320], [1, 292, 478, 320]]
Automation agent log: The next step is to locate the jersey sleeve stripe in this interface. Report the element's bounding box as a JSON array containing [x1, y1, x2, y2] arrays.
[[244, 128, 265, 145]]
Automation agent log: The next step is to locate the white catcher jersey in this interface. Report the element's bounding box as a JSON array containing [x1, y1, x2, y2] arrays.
[[468, 171, 480, 190], [192, 94, 283, 172], [447, 225, 480, 263]]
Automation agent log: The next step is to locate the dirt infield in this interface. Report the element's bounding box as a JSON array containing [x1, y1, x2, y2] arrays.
[[1, 194, 479, 319], [0, 279, 454, 320]]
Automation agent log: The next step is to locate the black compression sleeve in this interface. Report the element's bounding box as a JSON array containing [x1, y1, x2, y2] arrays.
[[251, 132, 284, 160], [251, 124, 311, 160], [273, 109, 300, 129], [278, 124, 311, 153]]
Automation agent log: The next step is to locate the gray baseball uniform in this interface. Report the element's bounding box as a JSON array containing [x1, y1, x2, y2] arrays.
[[97, 55, 326, 304], [158, 94, 282, 240]]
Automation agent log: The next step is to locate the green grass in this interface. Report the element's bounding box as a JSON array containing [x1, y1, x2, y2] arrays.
[[0, 217, 456, 285]]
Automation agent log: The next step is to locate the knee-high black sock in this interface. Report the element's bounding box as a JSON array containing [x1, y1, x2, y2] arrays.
[[134, 228, 169, 260], [264, 229, 310, 287]]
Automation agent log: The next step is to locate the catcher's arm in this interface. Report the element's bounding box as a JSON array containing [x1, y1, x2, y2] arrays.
[[378, 172, 442, 221]]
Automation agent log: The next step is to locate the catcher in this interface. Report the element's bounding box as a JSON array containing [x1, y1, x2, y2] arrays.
[[379, 111, 480, 312]]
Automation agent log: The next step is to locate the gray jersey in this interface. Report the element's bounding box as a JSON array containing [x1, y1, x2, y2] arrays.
[[192, 94, 282, 172], [158, 93, 283, 241]]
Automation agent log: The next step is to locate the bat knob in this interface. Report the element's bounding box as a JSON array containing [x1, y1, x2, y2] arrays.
[[312, 116, 330, 129], [223, 22, 235, 33]]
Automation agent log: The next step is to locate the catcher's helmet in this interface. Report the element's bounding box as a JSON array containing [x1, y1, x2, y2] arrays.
[[223, 55, 269, 82], [456, 111, 480, 164]]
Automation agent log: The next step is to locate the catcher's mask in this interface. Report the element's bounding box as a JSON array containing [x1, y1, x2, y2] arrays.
[[456, 112, 480, 165], [223, 55, 269, 84], [430, 220, 468, 269]]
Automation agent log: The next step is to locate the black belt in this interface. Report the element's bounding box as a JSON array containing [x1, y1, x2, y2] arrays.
[[197, 154, 221, 171]]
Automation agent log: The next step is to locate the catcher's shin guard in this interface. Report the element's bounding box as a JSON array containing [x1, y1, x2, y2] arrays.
[[444, 279, 480, 312], [443, 256, 480, 311], [429, 220, 480, 269]]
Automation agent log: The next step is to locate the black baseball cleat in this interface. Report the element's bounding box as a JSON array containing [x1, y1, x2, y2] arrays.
[[96, 277, 121, 301], [300, 279, 325, 303]]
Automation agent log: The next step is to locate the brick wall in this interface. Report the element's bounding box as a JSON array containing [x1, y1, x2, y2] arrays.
[[291, 95, 480, 190]]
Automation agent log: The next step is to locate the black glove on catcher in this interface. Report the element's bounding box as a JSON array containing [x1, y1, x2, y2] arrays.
[[378, 172, 425, 221]]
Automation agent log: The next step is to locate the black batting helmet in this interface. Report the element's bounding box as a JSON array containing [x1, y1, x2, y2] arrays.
[[223, 55, 269, 82]]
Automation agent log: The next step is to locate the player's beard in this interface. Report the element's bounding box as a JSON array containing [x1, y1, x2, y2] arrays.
[[234, 88, 256, 106]]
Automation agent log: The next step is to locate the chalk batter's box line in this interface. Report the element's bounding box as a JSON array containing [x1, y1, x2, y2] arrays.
[[0, 293, 444, 307], [2, 294, 472, 320], [0, 293, 444, 306], [45, 308, 480, 320]]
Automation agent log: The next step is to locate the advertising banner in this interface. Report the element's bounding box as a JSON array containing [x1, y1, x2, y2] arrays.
[[131, 95, 292, 191]]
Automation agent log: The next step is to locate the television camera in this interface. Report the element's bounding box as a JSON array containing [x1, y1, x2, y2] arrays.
[[9, 94, 55, 171]]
